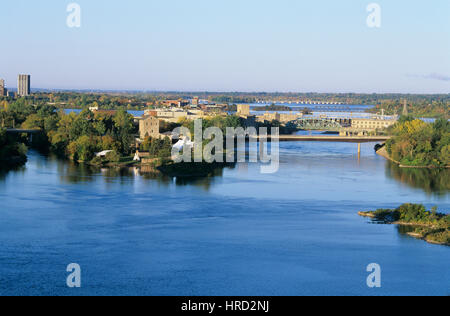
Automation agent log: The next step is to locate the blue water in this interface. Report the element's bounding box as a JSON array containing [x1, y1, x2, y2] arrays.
[[249, 102, 374, 112], [0, 141, 449, 296]]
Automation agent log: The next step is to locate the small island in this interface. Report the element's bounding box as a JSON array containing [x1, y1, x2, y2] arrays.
[[359, 203, 449, 246]]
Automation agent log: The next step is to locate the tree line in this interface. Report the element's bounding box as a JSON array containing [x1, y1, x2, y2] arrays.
[[1, 99, 138, 165], [386, 117, 449, 167]]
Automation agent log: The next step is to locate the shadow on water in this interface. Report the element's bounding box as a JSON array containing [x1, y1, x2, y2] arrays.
[[44, 154, 234, 191], [0, 165, 26, 181], [385, 162, 450, 196]]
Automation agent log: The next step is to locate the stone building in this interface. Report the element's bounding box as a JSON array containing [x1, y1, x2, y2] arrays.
[[256, 112, 281, 123], [237, 104, 251, 116], [279, 113, 302, 123], [351, 118, 397, 131], [139, 116, 160, 139]]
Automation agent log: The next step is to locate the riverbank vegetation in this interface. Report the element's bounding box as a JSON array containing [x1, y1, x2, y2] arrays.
[[0, 128, 28, 169], [384, 117, 449, 168], [367, 99, 449, 118], [1, 99, 138, 166], [359, 204, 449, 246]]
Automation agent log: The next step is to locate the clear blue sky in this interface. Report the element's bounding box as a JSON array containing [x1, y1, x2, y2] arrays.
[[1, 0, 449, 93]]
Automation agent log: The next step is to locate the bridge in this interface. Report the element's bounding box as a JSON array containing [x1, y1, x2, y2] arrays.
[[257, 100, 344, 105], [287, 118, 351, 131], [5, 128, 40, 134], [254, 135, 391, 143], [4, 129, 40, 143]]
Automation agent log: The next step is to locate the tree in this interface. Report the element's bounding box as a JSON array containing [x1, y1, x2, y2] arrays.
[[21, 114, 44, 130], [105, 151, 121, 163], [113, 110, 135, 154], [158, 137, 173, 158]]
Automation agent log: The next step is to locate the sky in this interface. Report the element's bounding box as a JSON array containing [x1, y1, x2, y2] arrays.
[[0, 0, 449, 93]]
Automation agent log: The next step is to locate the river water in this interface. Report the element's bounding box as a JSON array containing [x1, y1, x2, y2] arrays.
[[0, 139, 449, 296]]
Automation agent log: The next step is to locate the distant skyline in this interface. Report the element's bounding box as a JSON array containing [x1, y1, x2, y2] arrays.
[[1, 0, 449, 93]]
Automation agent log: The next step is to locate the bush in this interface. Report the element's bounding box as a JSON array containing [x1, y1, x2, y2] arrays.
[[105, 151, 121, 163], [90, 156, 104, 166]]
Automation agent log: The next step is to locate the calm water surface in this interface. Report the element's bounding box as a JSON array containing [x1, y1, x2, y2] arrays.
[[0, 141, 449, 296]]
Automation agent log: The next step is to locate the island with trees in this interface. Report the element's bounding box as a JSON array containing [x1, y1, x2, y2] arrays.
[[359, 204, 449, 246]]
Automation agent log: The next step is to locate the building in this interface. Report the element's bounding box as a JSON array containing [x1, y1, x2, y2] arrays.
[[256, 112, 281, 123], [147, 108, 207, 123], [351, 118, 397, 131], [279, 113, 302, 123], [17, 74, 31, 96], [139, 115, 160, 139], [237, 104, 251, 116], [161, 99, 190, 108], [0, 79, 6, 96], [192, 97, 199, 107]]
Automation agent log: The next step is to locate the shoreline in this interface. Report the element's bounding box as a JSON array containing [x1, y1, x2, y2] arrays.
[[376, 147, 450, 169], [358, 209, 449, 247]]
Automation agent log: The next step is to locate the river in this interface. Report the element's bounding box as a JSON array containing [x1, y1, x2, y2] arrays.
[[0, 139, 449, 296]]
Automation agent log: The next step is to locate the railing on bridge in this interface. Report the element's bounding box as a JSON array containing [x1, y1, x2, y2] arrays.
[[287, 118, 348, 131]]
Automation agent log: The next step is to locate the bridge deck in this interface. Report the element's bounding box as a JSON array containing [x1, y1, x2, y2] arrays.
[[254, 135, 391, 143], [5, 129, 40, 134]]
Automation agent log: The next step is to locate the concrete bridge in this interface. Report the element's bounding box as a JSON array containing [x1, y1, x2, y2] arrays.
[[254, 135, 391, 143], [4, 129, 40, 143], [257, 101, 345, 105], [5, 128, 41, 134]]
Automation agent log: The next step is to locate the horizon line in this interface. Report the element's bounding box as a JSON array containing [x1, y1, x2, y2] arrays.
[[17, 88, 450, 96]]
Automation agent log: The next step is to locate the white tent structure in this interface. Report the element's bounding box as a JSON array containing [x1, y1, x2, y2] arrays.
[[95, 150, 113, 157], [172, 137, 194, 158]]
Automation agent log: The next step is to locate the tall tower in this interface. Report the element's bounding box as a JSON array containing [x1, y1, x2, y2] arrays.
[[0, 79, 5, 96], [17, 74, 31, 96], [402, 99, 409, 116]]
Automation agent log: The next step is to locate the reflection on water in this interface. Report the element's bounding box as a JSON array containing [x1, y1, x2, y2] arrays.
[[0, 145, 449, 296], [0, 166, 26, 181], [385, 162, 450, 196], [397, 225, 417, 235], [40, 154, 234, 191]]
